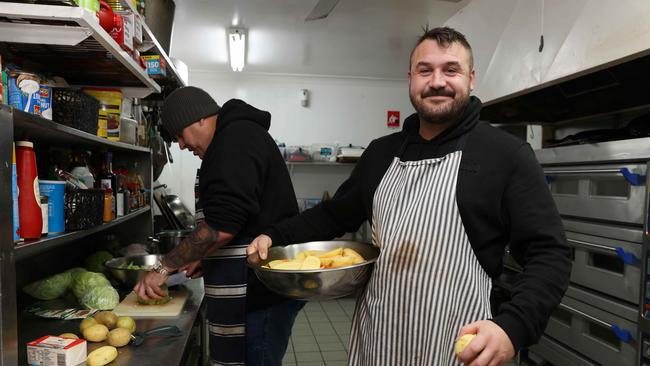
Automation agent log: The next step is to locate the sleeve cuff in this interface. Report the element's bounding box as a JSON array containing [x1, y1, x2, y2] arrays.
[[491, 312, 531, 354]]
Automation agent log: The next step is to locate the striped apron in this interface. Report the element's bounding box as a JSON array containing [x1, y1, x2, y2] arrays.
[[348, 136, 492, 365], [202, 236, 251, 366]]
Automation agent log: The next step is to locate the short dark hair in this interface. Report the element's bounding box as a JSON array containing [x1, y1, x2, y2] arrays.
[[409, 26, 473, 70]]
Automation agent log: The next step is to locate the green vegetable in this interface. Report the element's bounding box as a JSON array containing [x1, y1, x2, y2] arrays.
[[72, 272, 110, 299], [65, 267, 88, 281], [84, 251, 114, 273], [23, 272, 72, 300], [81, 286, 119, 310], [137, 284, 170, 305]]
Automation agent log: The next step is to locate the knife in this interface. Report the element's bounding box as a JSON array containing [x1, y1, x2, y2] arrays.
[[165, 271, 189, 287]]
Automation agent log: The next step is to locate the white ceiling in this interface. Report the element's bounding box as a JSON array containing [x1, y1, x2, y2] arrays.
[[169, 0, 471, 79]]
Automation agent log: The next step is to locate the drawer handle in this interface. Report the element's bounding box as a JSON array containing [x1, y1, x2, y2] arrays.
[[566, 239, 638, 264], [557, 303, 634, 343], [543, 168, 646, 186]]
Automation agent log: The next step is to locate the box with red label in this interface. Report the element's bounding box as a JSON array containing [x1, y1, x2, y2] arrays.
[[27, 335, 87, 366], [114, 10, 134, 52], [141, 55, 167, 77]]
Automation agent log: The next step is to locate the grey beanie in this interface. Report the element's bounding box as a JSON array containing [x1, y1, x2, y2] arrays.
[[161, 86, 220, 139]]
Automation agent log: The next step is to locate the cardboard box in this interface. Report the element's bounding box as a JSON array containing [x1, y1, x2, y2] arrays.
[[27, 336, 87, 366], [133, 15, 143, 44], [141, 55, 167, 76], [115, 10, 135, 52]]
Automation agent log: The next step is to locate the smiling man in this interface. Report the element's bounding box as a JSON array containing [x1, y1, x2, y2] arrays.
[[247, 27, 571, 365], [135, 86, 304, 366]]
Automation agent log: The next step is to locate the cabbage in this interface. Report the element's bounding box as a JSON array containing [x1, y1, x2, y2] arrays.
[[23, 272, 72, 300], [72, 271, 110, 299], [65, 267, 87, 282], [80, 286, 119, 310], [84, 251, 113, 273]]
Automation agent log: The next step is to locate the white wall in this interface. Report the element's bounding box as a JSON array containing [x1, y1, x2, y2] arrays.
[[157, 71, 414, 214]]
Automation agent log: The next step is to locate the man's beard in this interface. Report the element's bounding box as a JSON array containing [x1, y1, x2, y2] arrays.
[[410, 87, 470, 125]]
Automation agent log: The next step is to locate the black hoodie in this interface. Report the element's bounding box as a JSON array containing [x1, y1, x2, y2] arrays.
[[199, 99, 299, 310], [266, 97, 571, 352]]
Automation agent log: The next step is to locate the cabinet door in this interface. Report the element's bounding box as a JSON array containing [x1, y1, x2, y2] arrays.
[[542, 0, 650, 84], [446, 0, 543, 103]]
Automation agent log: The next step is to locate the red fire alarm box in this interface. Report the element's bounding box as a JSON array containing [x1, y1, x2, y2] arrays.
[[387, 111, 400, 128]]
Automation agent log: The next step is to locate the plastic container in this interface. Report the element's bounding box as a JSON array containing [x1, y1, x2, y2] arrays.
[[15, 141, 42, 239], [286, 146, 311, 162], [12, 143, 20, 242], [39, 180, 66, 233], [82, 88, 122, 140]]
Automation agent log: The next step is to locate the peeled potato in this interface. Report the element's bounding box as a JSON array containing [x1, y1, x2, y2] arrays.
[[267, 259, 289, 269], [301, 256, 321, 270], [330, 255, 357, 268], [296, 250, 325, 260], [343, 248, 364, 263], [266, 246, 366, 270], [272, 260, 303, 270], [455, 334, 476, 358], [318, 248, 344, 258]]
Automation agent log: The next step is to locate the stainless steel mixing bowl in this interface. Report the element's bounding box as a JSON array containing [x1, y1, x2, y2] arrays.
[[251, 240, 380, 301], [104, 254, 161, 288]]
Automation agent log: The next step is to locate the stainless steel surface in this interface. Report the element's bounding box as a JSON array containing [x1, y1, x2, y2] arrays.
[[105, 254, 162, 288], [566, 238, 617, 253], [557, 303, 612, 329], [544, 163, 647, 225], [18, 279, 205, 365], [543, 168, 627, 175], [0, 106, 18, 366], [545, 295, 638, 366], [525, 336, 598, 366], [562, 218, 644, 243], [154, 229, 193, 254], [14, 207, 151, 261], [565, 231, 642, 306], [162, 195, 196, 230], [535, 137, 650, 165], [251, 240, 380, 301]]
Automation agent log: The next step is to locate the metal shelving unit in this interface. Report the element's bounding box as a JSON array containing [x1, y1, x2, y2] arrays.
[[14, 206, 150, 261], [0, 3, 161, 97], [116, 0, 187, 87], [0, 3, 171, 364]]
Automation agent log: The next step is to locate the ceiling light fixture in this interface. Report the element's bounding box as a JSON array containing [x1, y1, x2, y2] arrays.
[[228, 27, 247, 72]]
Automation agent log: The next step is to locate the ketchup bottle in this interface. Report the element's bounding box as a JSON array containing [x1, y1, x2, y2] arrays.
[[15, 141, 43, 239]]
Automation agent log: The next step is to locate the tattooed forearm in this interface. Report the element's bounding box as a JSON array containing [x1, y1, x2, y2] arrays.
[[161, 221, 220, 269]]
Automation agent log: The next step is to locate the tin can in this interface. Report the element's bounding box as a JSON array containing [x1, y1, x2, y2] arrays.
[[39, 83, 52, 119], [8, 71, 41, 114]]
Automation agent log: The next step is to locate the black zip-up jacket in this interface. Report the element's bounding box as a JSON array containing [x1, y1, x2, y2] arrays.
[[200, 99, 300, 311], [266, 96, 571, 352]]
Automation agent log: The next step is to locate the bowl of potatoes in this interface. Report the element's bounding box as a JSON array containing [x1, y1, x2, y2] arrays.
[[251, 240, 380, 301]]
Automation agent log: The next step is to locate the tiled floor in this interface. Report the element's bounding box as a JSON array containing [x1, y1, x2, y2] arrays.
[[283, 298, 355, 366], [283, 298, 518, 366]]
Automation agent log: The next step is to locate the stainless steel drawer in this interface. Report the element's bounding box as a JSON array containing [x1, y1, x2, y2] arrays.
[[544, 164, 647, 225], [522, 336, 597, 366], [566, 230, 642, 304], [545, 295, 638, 366]]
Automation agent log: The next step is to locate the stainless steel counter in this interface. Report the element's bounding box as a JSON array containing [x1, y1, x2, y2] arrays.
[[18, 279, 205, 365]]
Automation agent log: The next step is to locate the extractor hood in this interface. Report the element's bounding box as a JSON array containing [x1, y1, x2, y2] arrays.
[[480, 51, 650, 124]]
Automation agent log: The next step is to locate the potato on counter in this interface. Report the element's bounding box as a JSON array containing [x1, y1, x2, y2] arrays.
[[83, 324, 109, 342], [87, 346, 118, 366], [263, 247, 365, 270]]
